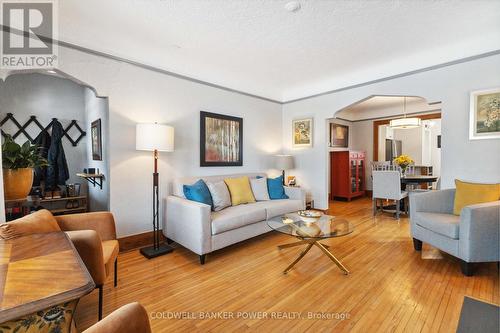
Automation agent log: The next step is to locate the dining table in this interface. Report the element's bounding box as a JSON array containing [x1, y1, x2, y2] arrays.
[[401, 175, 439, 190], [0, 232, 95, 332]]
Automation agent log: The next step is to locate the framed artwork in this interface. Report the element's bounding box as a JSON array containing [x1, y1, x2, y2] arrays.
[[200, 111, 243, 166], [91, 119, 102, 160], [469, 88, 500, 140], [293, 118, 313, 147], [330, 123, 349, 148]]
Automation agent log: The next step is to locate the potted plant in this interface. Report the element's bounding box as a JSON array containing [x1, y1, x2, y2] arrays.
[[394, 154, 414, 176], [2, 136, 48, 200]]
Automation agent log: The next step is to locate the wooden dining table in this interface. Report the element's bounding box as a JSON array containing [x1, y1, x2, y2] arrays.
[[0, 232, 95, 332]]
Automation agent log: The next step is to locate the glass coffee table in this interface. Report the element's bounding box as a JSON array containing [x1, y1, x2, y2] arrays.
[[267, 213, 354, 275]]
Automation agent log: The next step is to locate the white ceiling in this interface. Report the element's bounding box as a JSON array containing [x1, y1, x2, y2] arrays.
[[54, 0, 500, 102], [335, 96, 440, 121]]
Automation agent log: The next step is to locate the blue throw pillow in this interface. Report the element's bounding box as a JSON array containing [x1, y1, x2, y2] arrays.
[[183, 179, 213, 208], [266, 175, 289, 200]]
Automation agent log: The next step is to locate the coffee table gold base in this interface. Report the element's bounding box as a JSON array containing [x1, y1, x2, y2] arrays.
[[278, 239, 349, 275]]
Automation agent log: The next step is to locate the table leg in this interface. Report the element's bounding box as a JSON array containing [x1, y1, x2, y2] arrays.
[[314, 242, 350, 275], [283, 242, 314, 274], [278, 239, 310, 249]]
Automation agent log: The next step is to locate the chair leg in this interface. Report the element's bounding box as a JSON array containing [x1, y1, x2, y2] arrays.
[[396, 200, 400, 219], [372, 198, 377, 216], [199, 254, 206, 265], [413, 238, 422, 251], [460, 260, 474, 276], [97, 285, 103, 321], [114, 258, 118, 288]]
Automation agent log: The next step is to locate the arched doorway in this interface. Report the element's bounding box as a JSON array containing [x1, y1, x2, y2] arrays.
[[327, 95, 441, 202], [0, 70, 110, 222]]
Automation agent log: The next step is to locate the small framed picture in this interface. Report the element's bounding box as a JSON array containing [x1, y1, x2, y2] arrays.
[[91, 119, 102, 160], [469, 88, 500, 140], [293, 118, 313, 148], [287, 176, 296, 186], [330, 123, 349, 148]]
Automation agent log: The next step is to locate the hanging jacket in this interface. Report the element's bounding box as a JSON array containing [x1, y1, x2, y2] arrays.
[[46, 120, 69, 189], [32, 130, 51, 186]]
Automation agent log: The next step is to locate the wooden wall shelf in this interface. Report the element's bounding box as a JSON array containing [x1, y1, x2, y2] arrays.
[[76, 173, 104, 189]]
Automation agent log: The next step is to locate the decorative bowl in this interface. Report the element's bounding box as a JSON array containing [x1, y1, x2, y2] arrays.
[[297, 210, 322, 223]]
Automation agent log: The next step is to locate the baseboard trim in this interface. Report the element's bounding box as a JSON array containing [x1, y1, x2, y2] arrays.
[[118, 230, 166, 252]]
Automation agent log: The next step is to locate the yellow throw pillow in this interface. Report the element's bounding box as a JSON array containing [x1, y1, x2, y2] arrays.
[[224, 176, 256, 206], [453, 180, 500, 215]]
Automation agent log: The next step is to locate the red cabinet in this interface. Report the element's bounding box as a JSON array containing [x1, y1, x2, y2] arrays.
[[330, 151, 365, 201]]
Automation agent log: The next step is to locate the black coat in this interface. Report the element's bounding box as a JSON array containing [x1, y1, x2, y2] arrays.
[[32, 130, 51, 186], [46, 120, 69, 189]]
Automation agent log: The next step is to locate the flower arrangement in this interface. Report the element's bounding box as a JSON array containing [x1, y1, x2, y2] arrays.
[[394, 154, 414, 174]]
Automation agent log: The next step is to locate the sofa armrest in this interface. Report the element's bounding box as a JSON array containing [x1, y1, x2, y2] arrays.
[[459, 201, 500, 262], [66, 230, 106, 285], [409, 189, 455, 215], [56, 212, 117, 241], [285, 187, 306, 210], [164, 196, 212, 255]]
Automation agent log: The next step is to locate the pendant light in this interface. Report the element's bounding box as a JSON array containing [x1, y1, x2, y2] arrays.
[[389, 97, 421, 129]]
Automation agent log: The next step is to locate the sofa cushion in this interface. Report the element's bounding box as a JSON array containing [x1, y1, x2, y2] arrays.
[[211, 204, 266, 235], [453, 180, 500, 215], [266, 175, 289, 200], [183, 179, 213, 208], [206, 180, 231, 211], [224, 176, 256, 206], [260, 199, 303, 220], [415, 212, 460, 239], [250, 177, 270, 201]]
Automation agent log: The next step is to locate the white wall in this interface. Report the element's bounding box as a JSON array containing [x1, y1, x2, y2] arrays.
[[393, 127, 423, 164], [84, 88, 110, 211], [0, 74, 88, 186], [283, 54, 500, 209], [46, 46, 283, 237]]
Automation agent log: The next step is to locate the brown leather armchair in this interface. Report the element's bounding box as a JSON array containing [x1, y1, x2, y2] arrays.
[[55, 212, 119, 321], [82, 302, 152, 333]]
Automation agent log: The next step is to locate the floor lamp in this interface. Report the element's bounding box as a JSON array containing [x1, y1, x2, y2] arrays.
[[136, 123, 174, 259]]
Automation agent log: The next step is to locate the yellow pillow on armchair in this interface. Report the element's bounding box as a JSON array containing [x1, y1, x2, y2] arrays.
[[453, 180, 500, 215], [224, 176, 256, 206]]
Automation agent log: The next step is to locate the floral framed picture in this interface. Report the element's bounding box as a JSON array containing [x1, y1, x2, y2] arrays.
[[293, 118, 313, 148], [469, 88, 500, 140]]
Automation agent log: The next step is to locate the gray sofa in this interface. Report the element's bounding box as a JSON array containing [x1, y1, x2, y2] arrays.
[[164, 173, 306, 264], [409, 189, 500, 276]]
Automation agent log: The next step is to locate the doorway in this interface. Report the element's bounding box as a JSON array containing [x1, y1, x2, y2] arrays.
[[0, 71, 110, 221]]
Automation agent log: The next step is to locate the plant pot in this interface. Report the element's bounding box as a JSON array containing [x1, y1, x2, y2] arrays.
[[3, 168, 34, 200]]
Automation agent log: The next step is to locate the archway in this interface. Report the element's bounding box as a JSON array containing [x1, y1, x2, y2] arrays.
[[0, 69, 110, 222], [327, 95, 441, 203]]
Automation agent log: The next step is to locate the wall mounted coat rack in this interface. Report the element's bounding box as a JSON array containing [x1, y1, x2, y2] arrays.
[[0, 113, 86, 146]]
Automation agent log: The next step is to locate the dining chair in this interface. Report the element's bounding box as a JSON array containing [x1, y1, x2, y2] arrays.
[[371, 161, 398, 171], [82, 302, 152, 333], [55, 212, 119, 321], [372, 170, 408, 219]]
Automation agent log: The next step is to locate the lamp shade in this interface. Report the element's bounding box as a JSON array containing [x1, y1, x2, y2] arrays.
[[136, 123, 174, 152], [389, 117, 421, 129], [275, 154, 295, 170]]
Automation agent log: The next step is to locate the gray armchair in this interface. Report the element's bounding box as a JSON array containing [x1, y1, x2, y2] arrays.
[[409, 189, 500, 276]]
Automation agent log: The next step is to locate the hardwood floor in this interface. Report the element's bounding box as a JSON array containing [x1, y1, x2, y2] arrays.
[[74, 198, 499, 332]]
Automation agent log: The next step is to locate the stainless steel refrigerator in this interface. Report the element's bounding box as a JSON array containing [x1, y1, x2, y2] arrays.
[[385, 139, 402, 161]]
